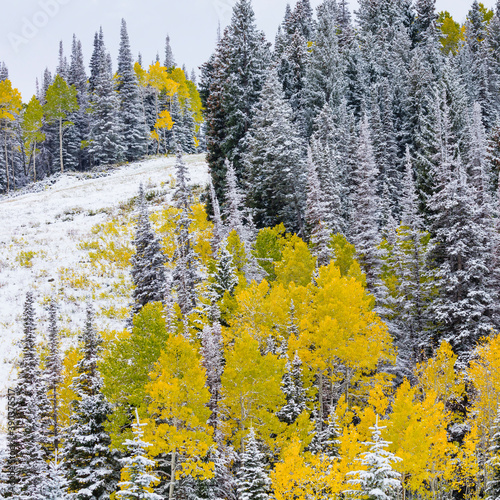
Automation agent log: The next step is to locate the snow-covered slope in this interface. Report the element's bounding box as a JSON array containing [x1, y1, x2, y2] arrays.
[[0, 153, 208, 434]]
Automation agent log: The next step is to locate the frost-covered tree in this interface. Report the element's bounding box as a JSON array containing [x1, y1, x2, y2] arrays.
[[5, 292, 49, 498], [308, 410, 341, 458], [202, 0, 271, 204], [46, 299, 63, 452], [349, 116, 383, 294], [209, 177, 225, 254], [116, 411, 162, 500], [172, 148, 198, 315], [63, 304, 118, 499], [276, 352, 306, 425], [117, 19, 148, 161], [89, 29, 125, 166], [130, 184, 166, 319], [39, 453, 70, 500], [208, 244, 239, 303], [164, 34, 176, 68], [347, 418, 402, 500], [244, 70, 306, 235], [237, 428, 271, 500], [305, 149, 332, 268]]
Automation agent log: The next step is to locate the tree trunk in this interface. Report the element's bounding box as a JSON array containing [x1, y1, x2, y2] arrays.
[[4, 130, 9, 193], [59, 117, 64, 173], [169, 449, 176, 500], [33, 141, 37, 182]]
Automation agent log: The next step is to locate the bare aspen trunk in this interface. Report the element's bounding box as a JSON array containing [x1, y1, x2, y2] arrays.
[[33, 141, 37, 182], [59, 117, 64, 173], [169, 449, 176, 500]]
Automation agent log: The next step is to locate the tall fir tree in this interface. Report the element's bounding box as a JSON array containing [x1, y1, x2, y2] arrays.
[[243, 70, 306, 235], [117, 19, 148, 162], [130, 184, 167, 319], [172, 148, 198, 315], [5, 292, 49, 498], [202, 0, 271, 206], [63, 304, 118, 499], [236, 428, 271, 500]]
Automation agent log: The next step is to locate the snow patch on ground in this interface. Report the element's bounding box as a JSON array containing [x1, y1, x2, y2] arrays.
[[0, 154, 208, 439]]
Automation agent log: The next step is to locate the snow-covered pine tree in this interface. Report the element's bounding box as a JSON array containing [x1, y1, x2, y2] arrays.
[[346, 417, 402, 500], [130, 184, 166, 319], [391, 148, 432, 367], [5, 292, 49, 498], [202, 0, 271, 205], [209, 177, 225, 255], [302, 0, 346, 137], [305, 148, 332, 268], [200, 321, 224, 428], [88, 29, 125, 166], [66, 35, 90, 171], [244, 70, 306, 235], [236, 428, 271, 500], [310, 101, 351, 235], [46, 299, 63, 453], [427, 92, 495, 358], [276, 352, 306, 425], [208, 244, 239, 304], [39, 452, 70, 500], [117, 19, 148, 162], [308, 409, 341, 458], [172, 148, 198, 315], [63, 304, 118, 499], [116, 410, 162, 500], [224, 159, 245, 238], [349, 116, 383, 295], [164, 34, 176, 68]]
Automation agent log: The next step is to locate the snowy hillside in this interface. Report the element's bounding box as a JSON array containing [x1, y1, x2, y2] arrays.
[[0, 153, 208, 432]]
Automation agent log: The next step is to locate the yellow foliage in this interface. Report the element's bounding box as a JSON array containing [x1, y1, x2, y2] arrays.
[[275, 234, 316, 287], [416, 341, 465, 408], [220, 332, 286, 450], [0, 79, 22, 122], [469, 335, 500, 443], [387, 379, 454, 498], [59, 347, 80, 430], [145, 334, 214, 480]]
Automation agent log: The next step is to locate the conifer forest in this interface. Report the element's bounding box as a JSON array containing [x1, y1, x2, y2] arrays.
[[5, 0, 500, 498]]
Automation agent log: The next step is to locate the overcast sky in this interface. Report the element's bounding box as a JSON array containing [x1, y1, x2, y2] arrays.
[[0, 0, 496, 99]]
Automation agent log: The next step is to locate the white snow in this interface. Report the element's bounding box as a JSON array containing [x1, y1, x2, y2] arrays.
[[0, 154, 209, 442]]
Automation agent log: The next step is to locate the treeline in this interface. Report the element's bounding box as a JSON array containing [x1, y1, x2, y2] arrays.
[[0, 20, 203, 194]]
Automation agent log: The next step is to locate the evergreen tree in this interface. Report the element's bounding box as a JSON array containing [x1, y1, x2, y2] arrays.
[[308, 410, 341, 457], [427, 94, 495, 357], [172, 148, 198, 315], [116, 411, 162, 500], [89, 29, 125, 166], [276, 352, 306, 425], [164, 34, 176, 68], [305, 149, 332, 268], [202, 0, 271, 205], [346, 418, 402, 500], [208, 244, 239, 304], [39, 453, 70, 500], [349, 116, 383, 294], [130, 184, 167, 318], [117, 19, 148, 162], [236, 428, 271, 500], [244, 70, 306, 235], [5, 292, 49, 498], [63, 304, 117, 499], [46, 299, 63, 453]]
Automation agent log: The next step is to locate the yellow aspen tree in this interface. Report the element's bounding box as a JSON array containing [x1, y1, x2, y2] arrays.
[[293, 262, 394, 414], [220, 331, 286, 450], [386, 379, 454, 500], [21, 95, 45, 182], [0, 79, 22, 192], [145, 334, 214, 500]]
